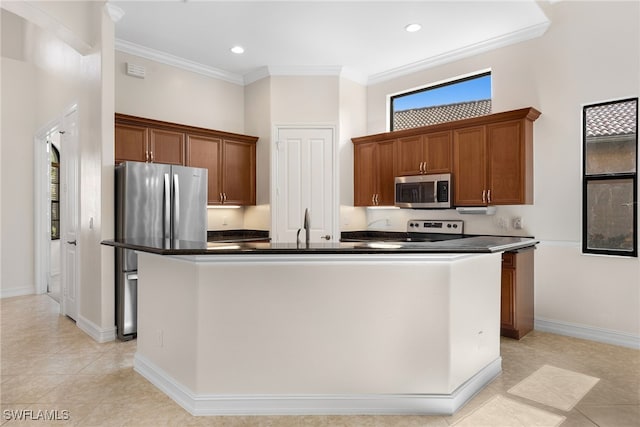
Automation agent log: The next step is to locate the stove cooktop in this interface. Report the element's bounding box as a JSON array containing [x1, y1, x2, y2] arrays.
[[405, 219, 464, 242]]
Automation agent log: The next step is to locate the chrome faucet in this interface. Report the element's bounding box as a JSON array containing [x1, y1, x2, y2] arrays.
[[297, 208, 311, 246]]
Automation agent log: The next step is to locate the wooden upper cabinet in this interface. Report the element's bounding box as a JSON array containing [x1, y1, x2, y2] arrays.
[[453, 119, 534, 206], [376, 139, 396, 206], [185, 136, 256, 205], [115, 113, 258, 206], [397, 131, 451, 176], [354, 141, 378, 206], [396, 135, 423, 176], [115, 123, 148, 164], [353, 139, 396, 206], [423, 131, 452, 173], [149, 128, 185, 165], [186, 134, 223, 205], [222, 139, 256, 205], [487, 120, 532, 205], [453, 126, 487, 206]]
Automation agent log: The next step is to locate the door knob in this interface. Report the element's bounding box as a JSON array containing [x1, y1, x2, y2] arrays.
[[67, 240, 77, 245], [321, 235, 331, 240]]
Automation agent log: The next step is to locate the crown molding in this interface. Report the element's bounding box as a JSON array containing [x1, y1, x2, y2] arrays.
[[243, 65, 367, 86], [115, 18, 549, 88], [115, 39, 245, 86], [367, 20, 551, 86]]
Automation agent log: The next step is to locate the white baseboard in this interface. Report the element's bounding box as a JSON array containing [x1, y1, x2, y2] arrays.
[[0, 286, 35, 299], [133, 353, 502, 416], [535, 317, 640, 350], [76, 315, 116, 343]]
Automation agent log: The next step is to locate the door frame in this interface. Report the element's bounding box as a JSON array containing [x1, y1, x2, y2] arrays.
[[34, 103, 79, 320], [271, 123, 339, 243], [34, 117, 63, 296]]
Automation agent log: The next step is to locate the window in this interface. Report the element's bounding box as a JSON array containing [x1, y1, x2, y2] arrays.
[[583, 98, 638, 257], [390, 72, 492, 131]]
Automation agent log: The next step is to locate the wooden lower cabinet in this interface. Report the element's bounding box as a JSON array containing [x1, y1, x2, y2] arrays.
[[500, 248, 534, 339]]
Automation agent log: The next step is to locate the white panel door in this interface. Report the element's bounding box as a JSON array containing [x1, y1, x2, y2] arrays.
[[61, 108, 79, 320], [274, 127, 335, 243]]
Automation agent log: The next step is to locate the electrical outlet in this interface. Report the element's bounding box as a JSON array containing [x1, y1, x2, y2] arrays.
[[512, 217, 523, 230]]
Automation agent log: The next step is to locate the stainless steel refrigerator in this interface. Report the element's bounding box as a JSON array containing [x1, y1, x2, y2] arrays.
[[115, 161, 207, 340]]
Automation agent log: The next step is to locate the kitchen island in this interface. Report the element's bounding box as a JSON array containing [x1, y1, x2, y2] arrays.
[[103, 237, 536, 416]]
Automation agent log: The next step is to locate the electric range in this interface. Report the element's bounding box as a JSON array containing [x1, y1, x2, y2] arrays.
[[404, 219, 465, 242]]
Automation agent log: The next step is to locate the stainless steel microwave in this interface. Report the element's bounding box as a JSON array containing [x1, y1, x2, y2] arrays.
[[394, 173, 452, 209]]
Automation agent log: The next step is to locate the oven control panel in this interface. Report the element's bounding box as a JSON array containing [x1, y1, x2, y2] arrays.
[[406, 219, 464, 234]]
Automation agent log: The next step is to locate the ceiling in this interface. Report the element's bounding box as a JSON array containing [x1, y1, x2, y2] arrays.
[[111, 1, 551, 86]]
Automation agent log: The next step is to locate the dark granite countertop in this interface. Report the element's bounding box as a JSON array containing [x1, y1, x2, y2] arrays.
[[102, 235, 538, 256]]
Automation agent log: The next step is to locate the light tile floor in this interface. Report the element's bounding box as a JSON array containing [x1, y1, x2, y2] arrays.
[[1, 295, 638, 426]]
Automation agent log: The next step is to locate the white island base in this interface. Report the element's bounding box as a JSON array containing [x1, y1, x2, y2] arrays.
[[133, 252, 502, 416]]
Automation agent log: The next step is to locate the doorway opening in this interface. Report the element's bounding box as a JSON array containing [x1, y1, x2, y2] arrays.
[[34, 104, 79, 320], [48, 138, 62, 302]]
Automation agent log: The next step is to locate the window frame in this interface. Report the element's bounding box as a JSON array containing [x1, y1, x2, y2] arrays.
[[389, 70, 491, 131], [582, 97, 638, 257]]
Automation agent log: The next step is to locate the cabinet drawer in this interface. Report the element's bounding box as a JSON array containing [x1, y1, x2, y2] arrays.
[[502, 252, 515, 268]]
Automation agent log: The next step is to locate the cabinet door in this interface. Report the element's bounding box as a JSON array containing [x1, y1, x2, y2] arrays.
[[396, 135, 423, 176], [354, 142, 378, 206], [423, 131, 451, 173], [150, 128, 185, 165], [487, 120, 529, 204], [453, 126, 486, 206], [376, 139, 397, 206], [222, 139, 256, 205], [186, 135, 223, 205], [500, 266, 516, 329], [115, 124, 148, 164]]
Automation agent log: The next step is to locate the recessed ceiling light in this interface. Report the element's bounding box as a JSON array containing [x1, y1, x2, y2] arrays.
[[405, 23, 422, 33], [230, 46, 245, 54]]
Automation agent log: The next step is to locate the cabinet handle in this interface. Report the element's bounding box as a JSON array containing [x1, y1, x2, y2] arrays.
[[371, 194, 375, 205], [220, 192, 224, 203], [482, 190, 487, 204], [145, 151, 149, 162], [375, 194, 379, 205], [487, 189, 492, 204], [423, 162, 427, 173], [150, 151, 154, 162], [223, 193, 227, 203]]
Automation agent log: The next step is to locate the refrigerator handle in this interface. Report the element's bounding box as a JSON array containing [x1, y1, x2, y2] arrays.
[[164, 173, 171, 240], [173, 173, 180, 240]]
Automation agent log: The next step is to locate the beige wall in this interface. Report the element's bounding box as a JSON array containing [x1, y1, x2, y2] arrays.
[[365, 1, 640, 338], [115, 51, 245, 134], [1, 3, 116, 338], [0, 56, 37, 296], [244, 76, 272, 230]]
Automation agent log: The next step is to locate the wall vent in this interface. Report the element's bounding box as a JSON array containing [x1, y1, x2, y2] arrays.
[[126, 63, 146, 78]]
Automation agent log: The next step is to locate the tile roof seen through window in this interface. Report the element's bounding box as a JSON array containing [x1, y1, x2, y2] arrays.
[[586, 100, 637, 137], [393, 99, 492, 130]]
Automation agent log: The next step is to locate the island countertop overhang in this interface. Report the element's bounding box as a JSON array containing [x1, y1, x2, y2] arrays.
[[101, 235, 538, 256]]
